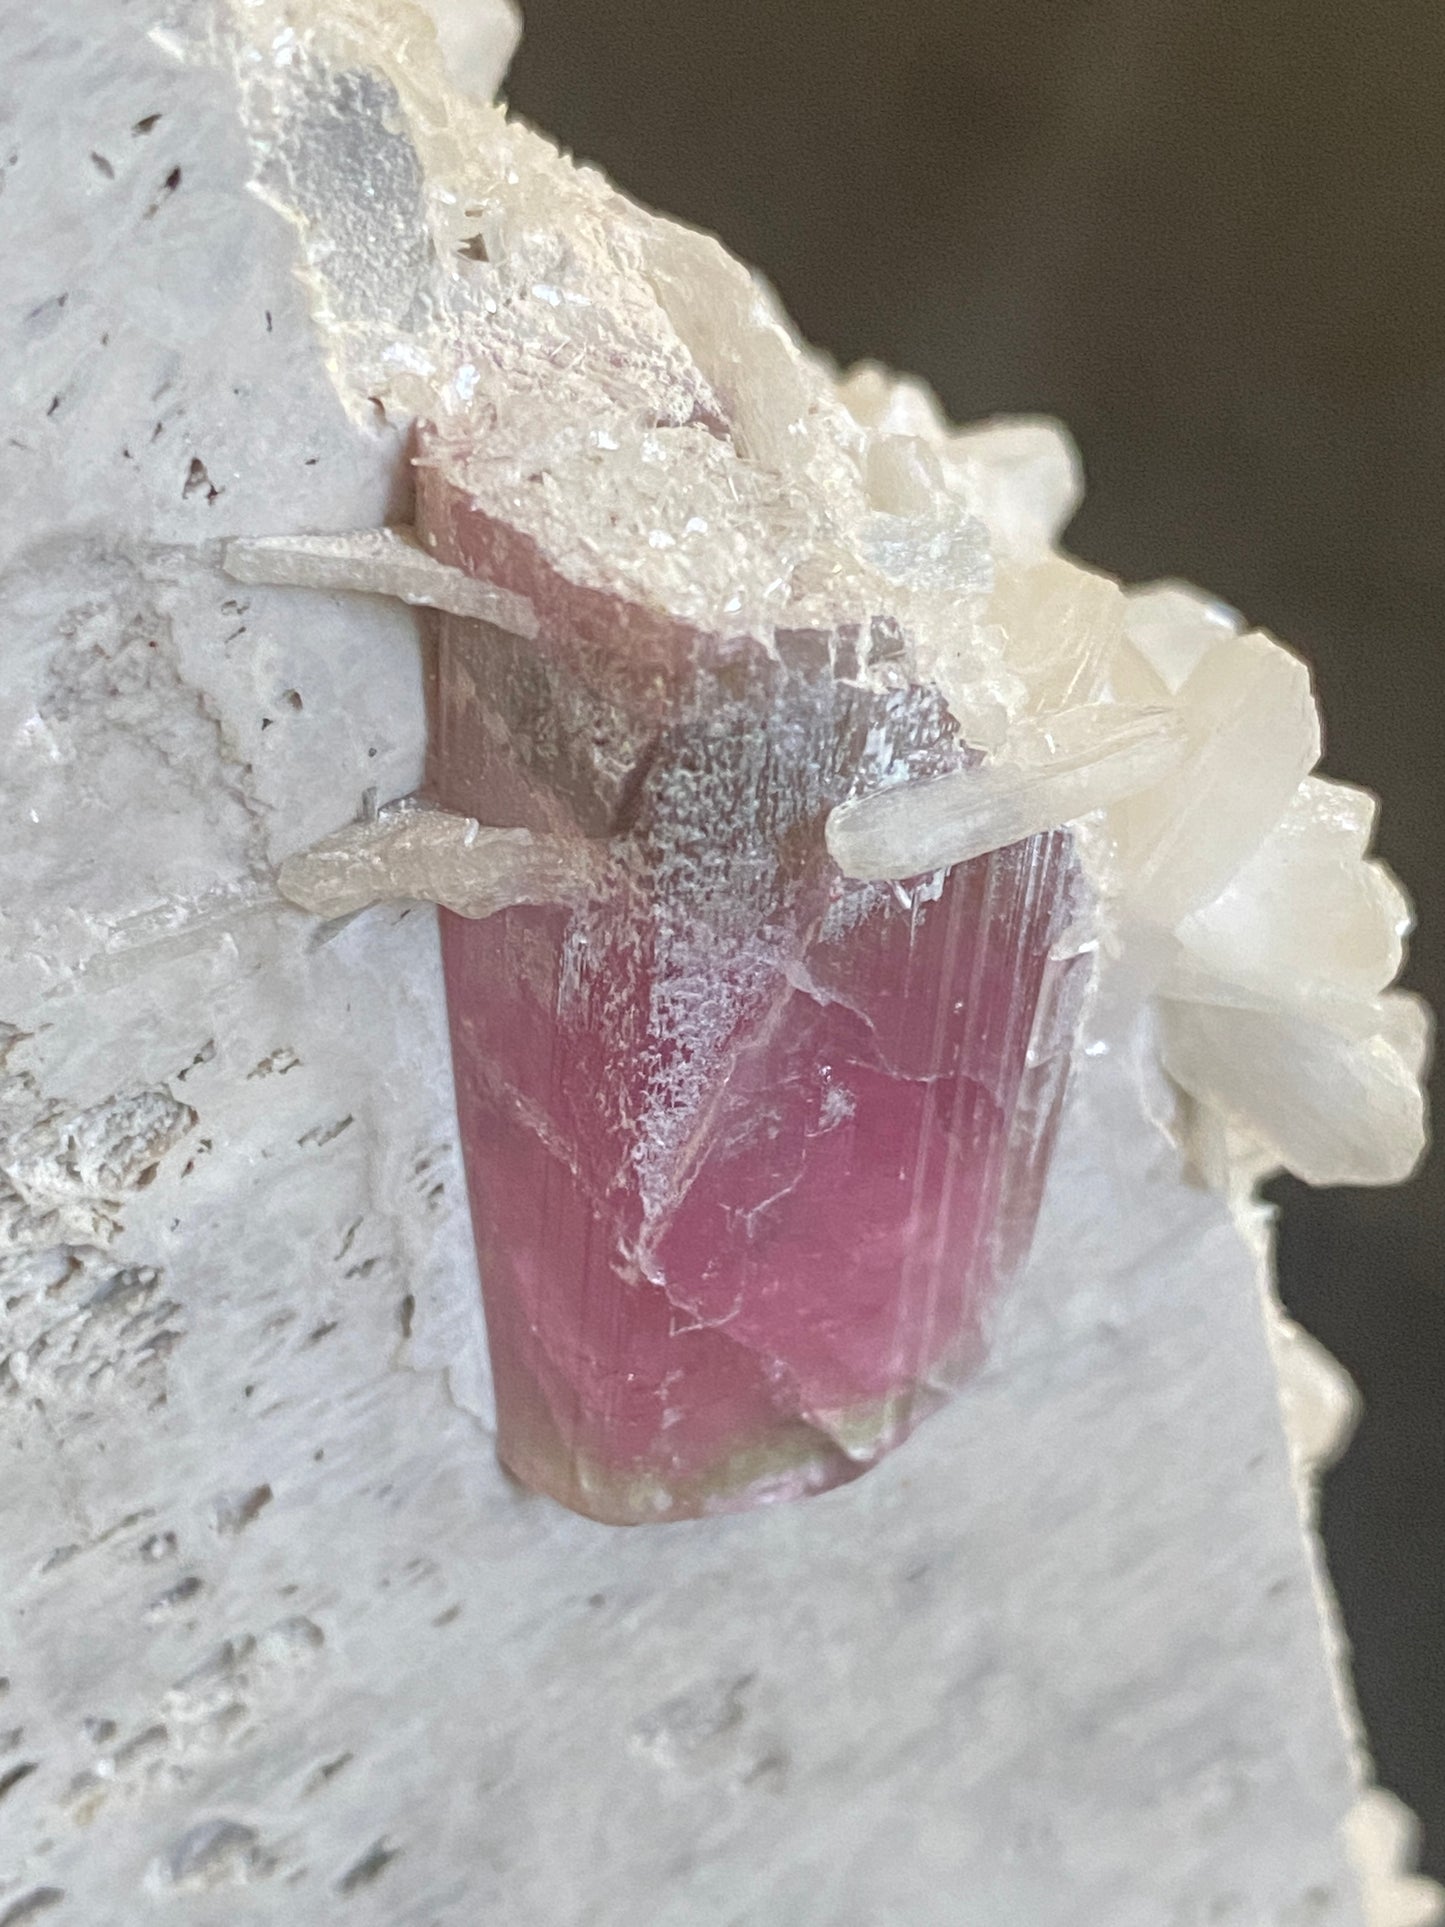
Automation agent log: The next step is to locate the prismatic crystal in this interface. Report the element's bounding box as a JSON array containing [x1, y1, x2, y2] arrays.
[[419, 457, 1087, 1521]]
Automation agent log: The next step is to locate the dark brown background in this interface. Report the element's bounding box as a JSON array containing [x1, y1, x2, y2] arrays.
[[505, 0, 1445, 1874]]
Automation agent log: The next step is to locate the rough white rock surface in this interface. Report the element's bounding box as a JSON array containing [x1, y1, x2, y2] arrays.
[[0, 3, 1435, 1922]]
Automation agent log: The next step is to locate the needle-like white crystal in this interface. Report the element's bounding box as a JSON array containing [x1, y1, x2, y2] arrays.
[[225, 527, 539, 636], [278, 808, 593, 920], [826, 706, 1187, 881]]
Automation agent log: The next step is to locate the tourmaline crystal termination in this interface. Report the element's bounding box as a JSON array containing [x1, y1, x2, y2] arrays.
[[227, 0, 1427, 1525], [420, 461, 1085, 1522]]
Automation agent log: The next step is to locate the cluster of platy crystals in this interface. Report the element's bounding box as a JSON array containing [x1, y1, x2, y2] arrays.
[[227, 0, 1427, 1522]]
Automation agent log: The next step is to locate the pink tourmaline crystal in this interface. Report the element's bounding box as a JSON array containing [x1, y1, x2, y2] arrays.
[[420, 458, 1087, 1525]]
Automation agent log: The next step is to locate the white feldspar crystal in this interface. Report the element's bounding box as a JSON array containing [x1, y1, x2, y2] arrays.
[[1267, 1306, 1360, 1487], [1167, 778, 1412, 1012], [1158, 991, 1430, 1188], [1350, 1792, 1445, 1927], [836, 366, 1085, 565], [420, 0, 520, 101], [1108, 628, 1323, 926], [986, 556, 1141, 716], [1, 0, 1438, 1920], [1124, 578, 1245, 693], [1150, 773, 1425, 1184]]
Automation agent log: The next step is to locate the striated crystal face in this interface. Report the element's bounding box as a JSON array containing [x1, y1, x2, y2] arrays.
[[422, 460, 1088, 1523]]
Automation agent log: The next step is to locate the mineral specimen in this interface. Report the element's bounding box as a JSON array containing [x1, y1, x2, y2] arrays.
[[6, 0, 1440, 1912], [223, 0, 1427, 1524]]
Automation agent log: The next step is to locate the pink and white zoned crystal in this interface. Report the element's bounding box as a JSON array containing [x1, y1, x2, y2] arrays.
[[420, 454, 1088, 1525]]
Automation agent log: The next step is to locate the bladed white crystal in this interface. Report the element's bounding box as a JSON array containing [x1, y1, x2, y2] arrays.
[[1158, 990, 1429, 1187], [1165, 777, 1412, 1013], [277, 807, 592, 920], [1124, 579, 1243, 694], [225, 527, 539, 635], [827, 706, 1187, 880], [987, 556, 1136, 716], [422, 0, 519, 101], [1109, 630, 1322, 927], [837, 364, 1083, 563]]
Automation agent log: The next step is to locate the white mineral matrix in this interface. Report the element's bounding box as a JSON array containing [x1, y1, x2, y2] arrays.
[[1, 0, 1436, 1920]]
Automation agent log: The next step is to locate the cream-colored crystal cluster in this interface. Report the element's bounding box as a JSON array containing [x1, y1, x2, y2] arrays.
[[221, 0, 1426, 1199], [826, 366, 1426, 1191]]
